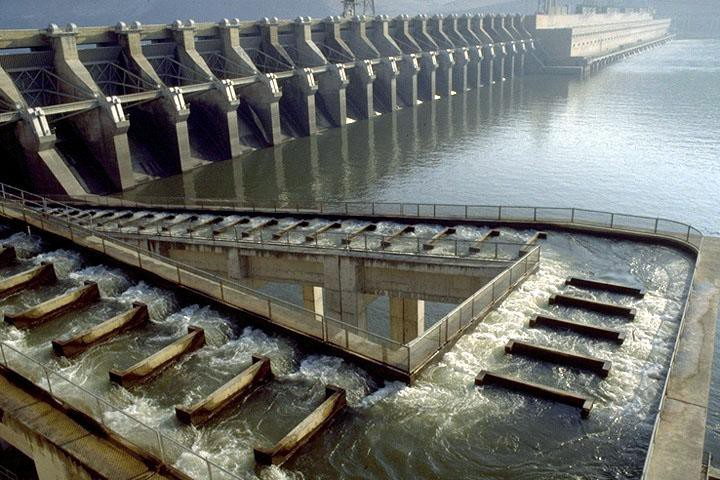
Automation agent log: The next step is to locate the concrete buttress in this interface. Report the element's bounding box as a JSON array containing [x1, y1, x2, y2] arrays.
[[170, 20, 243, 159], [47, 23, 135, 191], [115, 22, 194, 174]]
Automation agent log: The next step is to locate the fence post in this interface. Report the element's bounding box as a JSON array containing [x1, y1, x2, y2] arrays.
[[44, 367, 54, 397], [654, 218, 659, 234], [497, 206, 502, 221], [610, 213, 615, 228], [571, 208, 575, 223], [686, 225, 691, 242], [156, 431, 166, 463], [0, 344, 6, 366]]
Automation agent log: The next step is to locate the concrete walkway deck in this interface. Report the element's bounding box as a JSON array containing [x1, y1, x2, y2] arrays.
[[644, 236, 720, 480], [0, 370, 180, 480]]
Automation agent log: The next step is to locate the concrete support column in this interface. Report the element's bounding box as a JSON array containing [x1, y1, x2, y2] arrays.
[[390, 15, 422, 54], [283, 68, 319, 136], [257, 18, 296, 69], [369, 16, 404, 57], [47, 23, 134, 191], [389, 297, 425, 343], [292, 17, 328, 67], [316, 64, 349, 127], [452, 48, 470, 93], [346, 16, 381, 60], [347, 60, 376, 119], [322, 16, 356, 62], [170, 20, 243, 160], [373, 57, 399, 113], [116, 22, 194, 174], [323, 256, 368, 330], [466, 47, 483, 89], [396, 54, 420, 107], [435, 50, 455, 97], [303, 285, 324, 317], [417, 52, 438, 102], [217, 19, 283, 145], [237, 75, 284, 145], [0, 64, 86, 194]]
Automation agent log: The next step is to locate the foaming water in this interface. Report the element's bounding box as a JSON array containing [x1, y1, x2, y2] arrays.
[[0, 221, 693, 480]]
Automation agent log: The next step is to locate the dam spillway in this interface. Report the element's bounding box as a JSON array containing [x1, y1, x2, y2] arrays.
[[0, 10, 671, 196]]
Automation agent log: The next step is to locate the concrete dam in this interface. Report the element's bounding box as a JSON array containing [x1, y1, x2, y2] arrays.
[[0, 10, 671, 195]]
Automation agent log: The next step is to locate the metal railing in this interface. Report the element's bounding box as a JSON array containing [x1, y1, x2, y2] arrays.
[[96, 221, 528, 263], [0, 183, 542, 478], [0, 184, 539, 375], [0, 341, 241, 480], [0, 465, 18, 480], [44, 194, 704, 252]]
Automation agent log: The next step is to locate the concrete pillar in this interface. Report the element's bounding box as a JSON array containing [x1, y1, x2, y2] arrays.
[[0, 64, 86, 195], [497, 15, 517, 79], [389, 297, 425, 343], [482, 16, 505, 82], [292, 17, 327, 67], [472, 15, 496, 85], [373, 56, 399, 113], [368, 16, 404, 57], [445, 14, 479, 92], [396, 54, 420, 107], [346, 60, 376, 119], [218, 19, 284, 145], [170, 20, 243, 160], [46, 23, 134, 191], [418, 52, 438, 102], [257, 17, 296, 69], [282, 68, 319, 136], [346, 16, 381, 60], [316, 64, 349, 127], [436, 51, 455, 97], [303, 285, 324, 317], [322, 16, 356, 62], [322, 256, 368, 330], [458, 15, 484, 89], [116, 22, 194, 174], [427, 15, 460, 96], [390, 15, 422, 54]]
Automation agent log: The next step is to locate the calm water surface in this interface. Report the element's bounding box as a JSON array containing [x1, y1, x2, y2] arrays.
[[115, 38, 718, 475]]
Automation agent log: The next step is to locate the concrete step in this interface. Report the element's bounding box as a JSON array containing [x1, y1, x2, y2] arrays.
[[505, 339, 612, 378], [529, 314, 625, 344], [475, 370, 594, 418]]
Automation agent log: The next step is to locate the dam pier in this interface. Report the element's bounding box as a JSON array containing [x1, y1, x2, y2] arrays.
[[0, 10, 671, 195]]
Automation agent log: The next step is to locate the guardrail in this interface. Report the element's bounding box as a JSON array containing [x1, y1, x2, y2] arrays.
[[101, 223, 528, 263], [43, 193, 704, 252], [0, 183, 537, 378], [0, 341, 241, 480]]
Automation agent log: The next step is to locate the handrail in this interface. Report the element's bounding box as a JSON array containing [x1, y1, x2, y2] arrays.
[[0, 184, 409, 357], [43, 193, 704, 252]]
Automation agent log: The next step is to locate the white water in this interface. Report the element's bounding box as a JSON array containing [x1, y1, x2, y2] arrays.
[[0, 223, 693, 479]]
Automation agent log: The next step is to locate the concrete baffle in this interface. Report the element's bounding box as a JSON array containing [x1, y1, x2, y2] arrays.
[[389, 297, 425, 343], [52, 302, 149, 358], [0, 262, 57, 301], [175, 355, 273, 426], [109, 325, 206, 388], [46, 23, 135, 191], [4, 281, 100, 330], [254, 385, 347, 465]]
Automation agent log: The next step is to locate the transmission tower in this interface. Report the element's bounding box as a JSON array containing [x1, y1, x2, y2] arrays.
[[342, 0, 375, 17]]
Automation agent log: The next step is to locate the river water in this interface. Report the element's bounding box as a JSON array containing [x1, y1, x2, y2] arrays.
[[0, 39, 717, 478], [125, 40, 720, 470]]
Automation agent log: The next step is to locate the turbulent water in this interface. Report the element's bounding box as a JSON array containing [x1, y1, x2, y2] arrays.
[[1, 39, 718, 479], [0, 220, 693, 479]]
